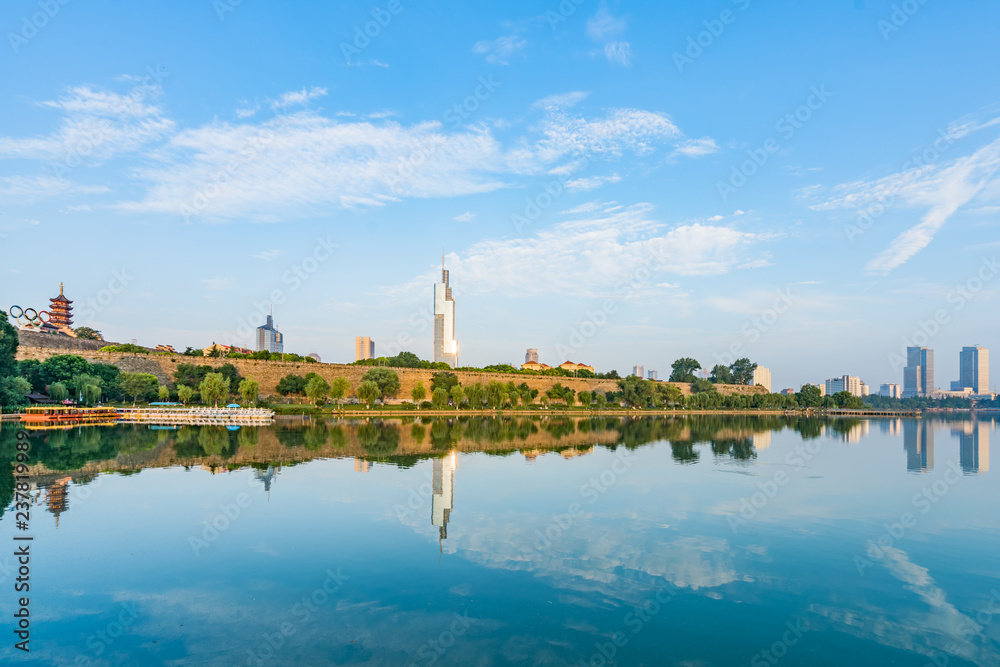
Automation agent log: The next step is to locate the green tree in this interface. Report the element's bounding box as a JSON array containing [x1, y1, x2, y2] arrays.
[[119, 373, 159, 405], [276, 374, 307, 396], [485, 381, 507, 408], [49, 382, 68, 402], [177, 385, 194, 405], [729, 358, 757, 385], [431, 372, 459, 394], [578, 390, 592, 408], [796, 384, 824, 408], [329, 377, 350, 409], [432, 387, 449, 409], [594, 392, 608, 410], [0, 376, 31, 410], [73, 326, 103, 341], [199, 372, 231, 407], [158, 385, 171, 402], [0, 310, 20, 380], [305, 376, 331, 406], [239, 377, 260, 405], [411, 382, 427, 404], [357, 380, 380, 408], [709, 364, 733, 384], [449, 385, 465, 407], [617, 376, 656, 408], [465, 383, 485, 409], [361, 367, 401, 399], [669, 358, 702, 383], [73, 374, 103, 405]]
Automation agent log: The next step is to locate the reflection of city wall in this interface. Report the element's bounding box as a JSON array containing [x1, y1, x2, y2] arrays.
[[15, 339, 767, 400]]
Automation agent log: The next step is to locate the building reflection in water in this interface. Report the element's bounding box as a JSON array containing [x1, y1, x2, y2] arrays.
[[432, 452, 457, 548], [955, 422, 990, 474], [752, 431, 771, 451], [253, 466, 280, 498], [353, 459, 370, 473], [903, 421, 934, 472], [878, 419, 903, 437], [44, 476, 72, 527]]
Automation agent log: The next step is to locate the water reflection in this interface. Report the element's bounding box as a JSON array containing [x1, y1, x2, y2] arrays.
[[904, 420, 935, 472], [955, 421, 990, 474]]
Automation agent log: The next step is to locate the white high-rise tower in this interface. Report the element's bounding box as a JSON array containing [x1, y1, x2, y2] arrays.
[[433, 257, 458, 368]]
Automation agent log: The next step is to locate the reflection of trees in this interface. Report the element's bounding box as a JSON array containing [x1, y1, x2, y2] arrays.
[[357, 422, 400, 459], [669, 440, 699, 464], [198, 427, 231, 457], [329, 426, 347, 448], [411, 424, 426, 444], [303, 424, 329, 451], [710, 438, 756, 461], [237, 427, 258, 451]]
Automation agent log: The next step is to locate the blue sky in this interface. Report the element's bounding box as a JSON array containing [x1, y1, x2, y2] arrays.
[[1, 0, 999, 391]]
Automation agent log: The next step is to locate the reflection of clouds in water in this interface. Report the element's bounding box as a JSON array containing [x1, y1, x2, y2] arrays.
[[810, 548, 998, 665], [410, 503, 740, 605]]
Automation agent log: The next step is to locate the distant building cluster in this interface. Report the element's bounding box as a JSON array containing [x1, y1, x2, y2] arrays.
[[825, 375, 869, 398]]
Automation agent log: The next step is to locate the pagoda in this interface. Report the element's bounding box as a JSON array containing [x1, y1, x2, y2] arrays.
[[49, 283, 73, 330]]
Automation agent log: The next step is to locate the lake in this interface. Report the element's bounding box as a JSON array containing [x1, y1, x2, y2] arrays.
[[0, 415, 997, 666]]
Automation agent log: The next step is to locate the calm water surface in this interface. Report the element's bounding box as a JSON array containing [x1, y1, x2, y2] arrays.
[[0, 415, 997, 666]]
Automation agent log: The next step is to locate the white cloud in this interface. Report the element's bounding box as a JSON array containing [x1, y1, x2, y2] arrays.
[[472, 34, 527, 65], [235, 103, 260, 119], [603, 42, 633, 67], [0, 176, 109, 202], [707, 214, 724, 222], [672, 137, 719, 158], [250, 250, 284, 261], [398, 203, 764, 299], [586, 6, 627, 42], [453, 212, 476, 223], [0, 85, 174, 164], [814, 132, 1000, 273], [270, 87, 327, 110], [565, 174, 621, 192], [201, 277, 234, 291]]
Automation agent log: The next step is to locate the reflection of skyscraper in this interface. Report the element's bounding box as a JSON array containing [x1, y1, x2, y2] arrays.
[[752, 431, 771, 451], [958, 422, 990, 474], [253, 466, 279, 496], [903, 421, 934, 472], [353, 458, 370, 473], [432, 452, 456, 543], [433, 259, 458, 368]]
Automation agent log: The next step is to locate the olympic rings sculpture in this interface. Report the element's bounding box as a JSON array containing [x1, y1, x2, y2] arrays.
[[8, 305, 52, 329]]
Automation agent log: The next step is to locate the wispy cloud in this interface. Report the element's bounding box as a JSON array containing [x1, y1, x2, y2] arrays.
[[587, 6, 632, 66], [270, 87, 327, 110], [250, 250, 284, 261], [565, 174, 621, 192], [0, 175, 109, 202], [473, 34, 527, 65], [453, 212, 476, 223], [201, 277, 234, 291]]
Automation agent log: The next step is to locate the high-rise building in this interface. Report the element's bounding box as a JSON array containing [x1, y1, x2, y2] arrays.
[[903, 346, 934, 398], [825, 375, 866, 398], [880, 383, 902, 399], [433, 260, 458, 368], [647, 370, 658, 381], [752, 367, 772, 392], [255, 314, 283, 354], [525, 348, 539, 364], [958, 346, 989, 395], [355, 336, 375, 361], [632, 365, 644, 378]]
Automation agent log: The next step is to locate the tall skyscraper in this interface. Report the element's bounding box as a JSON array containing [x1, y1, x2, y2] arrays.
[[880, 383, 902, 399], [525, 348, 539, 364], [255, 314, 284, 354], [355, 336, 375, 361], [647, 370, 658, 381], [903, 347, 934, 398], [632, 365, 644, 378], [752, 367, 772, 392], [958, 346, 989, 395], [434, 259, 458, 368]]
